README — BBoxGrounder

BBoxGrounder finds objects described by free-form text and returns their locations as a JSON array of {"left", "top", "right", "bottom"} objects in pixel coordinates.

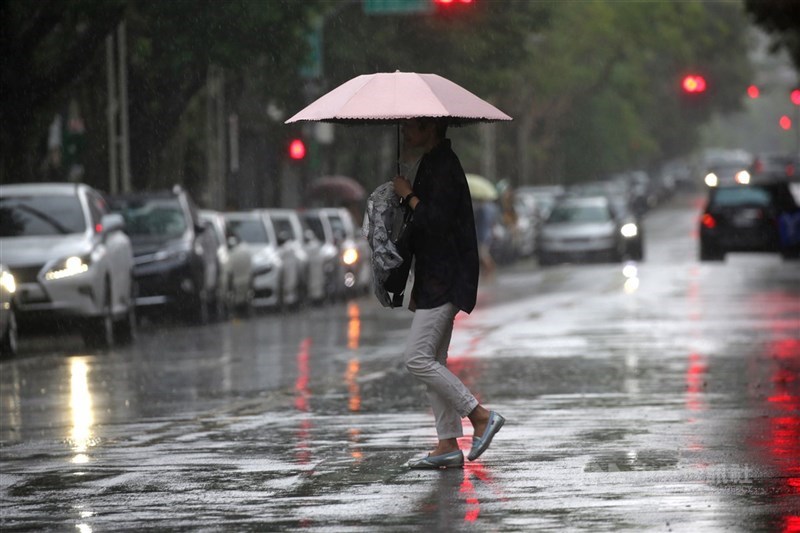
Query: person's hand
[{"left": 393, "top": 175, "right": 413, "bottom": 198}]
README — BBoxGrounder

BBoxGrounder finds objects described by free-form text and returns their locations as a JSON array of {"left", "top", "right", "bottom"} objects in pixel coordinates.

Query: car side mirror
[
  {"left": 101, "top": 213, "right": 125, "bottom": 234},
  {"left": 304, "top": 229, "right": 317, "bottom": 244},
  {"left": 227, "top": 234, "right": 240, "bottom": 249},
  {"left": 195, "top": 220, "right": 209, "bottom": 234}
]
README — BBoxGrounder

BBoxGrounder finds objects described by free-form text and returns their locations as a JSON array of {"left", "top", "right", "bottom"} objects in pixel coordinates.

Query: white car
[
  {"left": 266, "top": 209, "right": 329, "bottom": 305},
  {"left": 224, "top": 211, "right": 301, "bottom": 309},
  {"left": 199, "top": 210, "right": 253, "bottom": 317},
  {"left": 321, "top": 208, "right": 372, "bottom": 294},
  {"left": 300, "top": 209, "right": 345, "bottom": 301},
  {"left": 0, "top": 264, "right": 18, "bottom": 357},
  {"left": 0, "top": 183, "right": 136, "bottom": 347}
]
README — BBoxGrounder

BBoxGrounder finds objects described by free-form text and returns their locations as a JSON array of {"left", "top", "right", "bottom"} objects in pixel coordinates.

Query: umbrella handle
[{"left": 396, "top": 122, "right": 400, "bottom": 176}]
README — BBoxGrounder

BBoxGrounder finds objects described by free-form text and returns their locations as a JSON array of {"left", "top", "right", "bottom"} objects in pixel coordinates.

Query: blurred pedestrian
[
  {"left": 392, "top": 117, "right": 505, "bottom": 469},
  {"left": 474, "top": 199, "right": 498, "bottom": 277}
]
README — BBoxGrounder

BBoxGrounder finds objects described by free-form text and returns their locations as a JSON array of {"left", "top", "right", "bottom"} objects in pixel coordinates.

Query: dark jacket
[{"left": 409, "top": 139, "right": 479, "bottom": 313}]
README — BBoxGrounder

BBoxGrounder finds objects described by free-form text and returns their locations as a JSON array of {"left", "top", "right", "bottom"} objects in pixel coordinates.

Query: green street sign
[{"left": 363, "top": 0, "right": 433, "bottom": 15}]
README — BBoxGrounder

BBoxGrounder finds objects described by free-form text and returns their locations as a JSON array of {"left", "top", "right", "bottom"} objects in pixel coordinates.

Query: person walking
[{"left": 392, "top": 117, "right": 505, "bottom": 469}]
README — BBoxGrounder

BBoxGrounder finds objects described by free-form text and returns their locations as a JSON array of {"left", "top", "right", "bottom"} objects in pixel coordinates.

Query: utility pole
[
  {"left": 206, "top": 65, "right": 226, "bottom": 210},
  {"left": 106, "top": 21, "right": 131, "bottom": 194}
]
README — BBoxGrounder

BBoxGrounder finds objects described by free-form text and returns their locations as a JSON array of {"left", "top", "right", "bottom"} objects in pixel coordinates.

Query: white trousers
[{"left": 404, "top": 302, "right": 479, "bottom": 440}]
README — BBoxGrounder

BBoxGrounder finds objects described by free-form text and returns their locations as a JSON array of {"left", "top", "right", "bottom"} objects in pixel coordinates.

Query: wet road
[{"left": 1, "top": 193, "right": 799, "bottom": 532}]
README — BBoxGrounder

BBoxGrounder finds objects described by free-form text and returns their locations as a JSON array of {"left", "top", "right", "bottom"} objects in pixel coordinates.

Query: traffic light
[
  {"left": 682, "top": 75, "right": 707, "bottom": 94},
  {"left": 289, "top": 138, "right": 306, "bottom": 160},
  {"left": 747, "top": 85, "right": 760, "bottom": 99}
]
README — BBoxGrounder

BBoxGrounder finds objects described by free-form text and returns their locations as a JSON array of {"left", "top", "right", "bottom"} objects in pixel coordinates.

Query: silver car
[
  {"left": 302, "top": 208, "right": 372, "bottom": 298},
  {"left": 224, "top": 211, "right": 301, "bottom": 309},
  {"left": 0, "top": 183, "right": 135, "bottom": 347},
  {"left": 267, "top": 209, "right": 329, "bottom": 305},
  {"left": 199, "top": 210, "right": 253, "bottom": 317},
  {"left": 536, "top": 195, "right": 626, "bottom": 266}
]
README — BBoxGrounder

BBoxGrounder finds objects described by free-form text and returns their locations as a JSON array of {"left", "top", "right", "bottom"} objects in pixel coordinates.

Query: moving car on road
[
  {"left": 0, "top": 183, "right": 135, "bottom": 348},
  {"left": 536, "top": 195, "right": 632, "bottom": 266},
  {"left": 699, "top": 180, "right": 800, "bottom": 261}
]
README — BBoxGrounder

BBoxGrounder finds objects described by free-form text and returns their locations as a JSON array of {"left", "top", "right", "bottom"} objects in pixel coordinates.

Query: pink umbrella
[
  {"left": 285, "top": 71, "right": 512, "bottom": 172},
  {"left": 286, "top": 71, "right": 512, "bottom": 124}
]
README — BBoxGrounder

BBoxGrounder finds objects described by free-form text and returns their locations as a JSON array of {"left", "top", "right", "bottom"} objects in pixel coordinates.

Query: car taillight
[
  {"left": 701, "top": 213, "right": 716, "bottom": 229},
  {"left": 787, "top": 163, "right": 795, "bottom": 177}
]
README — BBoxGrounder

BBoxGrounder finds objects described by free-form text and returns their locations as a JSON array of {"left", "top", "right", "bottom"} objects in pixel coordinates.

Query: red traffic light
[
  {"left": 682, "top": 75, "right": 707, "bottom": 94},
  {"left": 791, "top": 89, "right": 800, "bottom": 106},
  {"left": 289, "top": 139, "right": 306, "bottom": 160}
]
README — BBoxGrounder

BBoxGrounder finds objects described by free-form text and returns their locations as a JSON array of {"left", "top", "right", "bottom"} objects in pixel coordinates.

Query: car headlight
[
  {"left": 704, "top": 173, "right": 718, "bottom": 187},
  {"left": 735, "top": 170, "right": 750, "bottom": 185},
  {"left": 620, "top": 223, "right": 638, "bottom": 238},
  {"left": 0, "top": 270, "right": 16, "bottom": 294},
  {"left": 45, "top": 255, "right": 91, "bottom": 280},
  {"left": 153, "top": 242, "right": 191, "bottom": 263},
  {"left": 342, "top": 248, "right": 359, "bottom": 266}
]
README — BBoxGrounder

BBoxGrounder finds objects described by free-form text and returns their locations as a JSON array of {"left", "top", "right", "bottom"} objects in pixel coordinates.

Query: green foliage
[{"left": 1, "top": 0, "right": 757, "bottom": 196}]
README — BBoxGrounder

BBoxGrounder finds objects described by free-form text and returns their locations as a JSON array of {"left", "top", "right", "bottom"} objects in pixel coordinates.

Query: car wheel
[
  {"left": 83, "top": 283, "right": 114, "bottom": 349},
  {"left": 193, "top": 289, "right": 210, "bottom": 325},
  {"left": 1, "top": 304, "right": 18, "bottom": 357},
  {"left": 537, "top": 253, "right": 552, "bottom": 267},
  {"left": 112, "top": 278, "right": 136, "bottom": 345},
  {"left": 699, "top": 243, "right": 724, "bottom": 262},
  {"left": 780, "top": 248, "right": 800, "bottom": 261}
]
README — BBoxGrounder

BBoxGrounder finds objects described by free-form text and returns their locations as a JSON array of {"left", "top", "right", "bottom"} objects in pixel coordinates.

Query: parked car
[
  {"left": 108, "top": 186, "right": 218, "bottom": 324},
  {"left": 304, "top": 208, "right": 371, "bottom": 297},
  {"left": 266, "top": 208, "right": 329, "bottom": 305},
  {"left": 300, "top": 209, "right": 347, "bottom": 301},
  {"left": 199, "top": 210, "right": 253, "bottom": 317},
  {"left": 224, "top": 211, "right": 302, "bottom": 309},
  {"left": 0, "top": 182, "right": 135, "bottom": 347},
  {"left": 0, "top": 264, "right": 18, "bottom": 357},
  {"left": 536, "top": 195, "right": 634, "bottom": 265},
  {"left": 699, "top": 180, "right": 800, "bottom": 261}
]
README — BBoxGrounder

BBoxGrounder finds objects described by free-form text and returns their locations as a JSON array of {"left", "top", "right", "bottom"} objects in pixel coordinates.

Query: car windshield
[
  {"left": 303, "top": 215, "right": 326, "bottom": 242},
  {"left": 0, "top": 194, "right": 86, "bottom": 237},
  {"left": 327, "top": 214, "right": 348, "bottom": 241},
  {"left": 712, "top": 187, "right": 771, "bottom": 207},
  {"left": 229, "top": 218, "right": 270, "bottom": 245},
  {"left": 271, "top": 217, "right": 296, "bottom": 240},
  {"left": 113, "top": 197, "right": 187, "bottom": 238},
  {"left": 547, "top": 203, "right": 611, "bottom": 224}
]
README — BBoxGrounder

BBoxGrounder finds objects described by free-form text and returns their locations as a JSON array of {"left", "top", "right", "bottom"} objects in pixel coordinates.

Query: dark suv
[
  {"left": 699, "top": 180, "right": 800, "bottom": 261},
  {"left": 109, "top": 186, "right": 218, "bottom": 323}
]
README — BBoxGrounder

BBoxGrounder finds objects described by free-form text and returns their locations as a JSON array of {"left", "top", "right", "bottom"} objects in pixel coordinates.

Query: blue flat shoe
[
  {"left": 467, "top": 411, "right": 505, "bottom": 461},
  {"left": 408, "top": 450, "right": 464, "bottom": 469}
]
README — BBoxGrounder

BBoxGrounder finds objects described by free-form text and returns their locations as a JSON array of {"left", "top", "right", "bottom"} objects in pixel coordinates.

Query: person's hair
[{"left": 417, "top": 117, "right": 448, "bottom": 139}]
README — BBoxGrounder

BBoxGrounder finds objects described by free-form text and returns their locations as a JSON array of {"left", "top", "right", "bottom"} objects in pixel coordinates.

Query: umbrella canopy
[
  {"left": 306, "top": 175, "right": 366, "bottom": 204},
  {"left": 285, "top": 71, "right": 512, "bottom": 125},
  {"left": 466, "top": 174, "right": 499, "bottom": 201}
]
